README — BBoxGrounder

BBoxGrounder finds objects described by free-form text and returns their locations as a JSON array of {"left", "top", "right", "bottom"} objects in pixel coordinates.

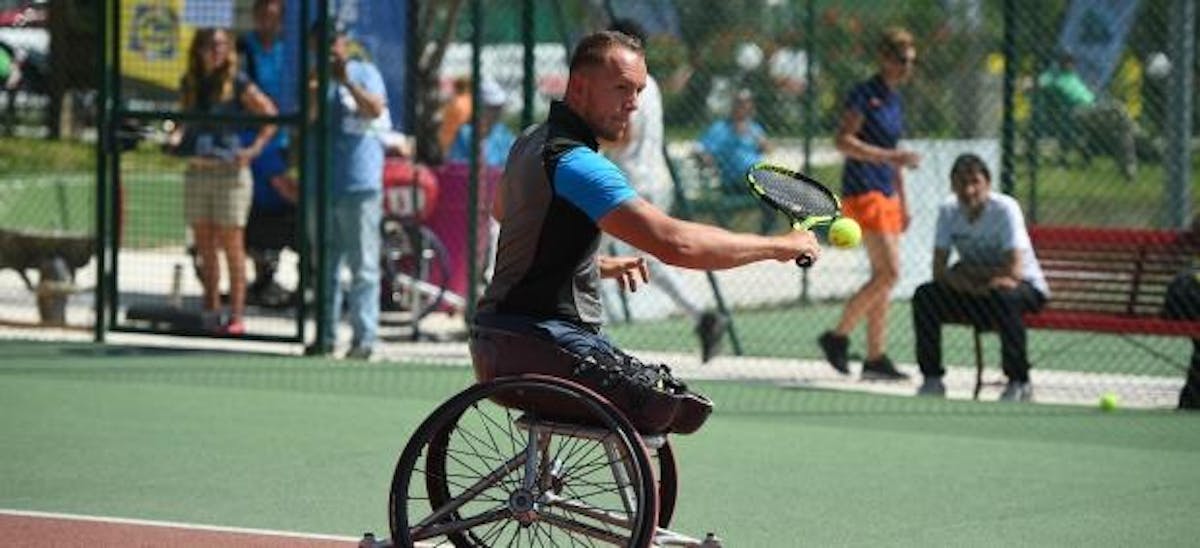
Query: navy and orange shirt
[{"left": 841, "top": 74, "right": 905, "bottom": 197}]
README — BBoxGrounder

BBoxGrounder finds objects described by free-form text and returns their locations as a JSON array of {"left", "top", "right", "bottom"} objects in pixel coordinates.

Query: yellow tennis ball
[
  {"left": 828, "top": 217, "right": 862, "bottom": 249},
  {"left": 1099, "top": 392, "right": 1118, "bottom": 412}
]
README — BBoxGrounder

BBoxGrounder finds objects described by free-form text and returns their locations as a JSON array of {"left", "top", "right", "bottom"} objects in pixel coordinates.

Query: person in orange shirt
[
  {"left": 818, "top": 27, "right": 921, "bottom": 380},
  {"left": 438, "top": 76, "right": 472, "bottom": 159}
]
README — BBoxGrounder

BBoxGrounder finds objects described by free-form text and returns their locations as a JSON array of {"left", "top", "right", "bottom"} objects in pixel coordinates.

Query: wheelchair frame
[{"left": 383, "top": 374, "right": 721, "bottom": 547}]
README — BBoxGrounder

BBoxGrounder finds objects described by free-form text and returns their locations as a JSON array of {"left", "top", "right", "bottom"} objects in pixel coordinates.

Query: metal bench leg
[{"left": 973, "top": 329, "right": 984, "bottom": 401}]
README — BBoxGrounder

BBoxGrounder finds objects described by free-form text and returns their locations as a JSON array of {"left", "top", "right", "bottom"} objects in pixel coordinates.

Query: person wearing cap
[
  {"left": 308, "top": 22, "right": 389, "bottom": 360},
  {"left": 447, "top": 77, "right": 517, "bottom": 168}
]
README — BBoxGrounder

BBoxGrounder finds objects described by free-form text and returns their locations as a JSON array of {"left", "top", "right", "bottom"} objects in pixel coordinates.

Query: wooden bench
[{"left": 965, "top": 225, "right": 1200, "bottom": 399}]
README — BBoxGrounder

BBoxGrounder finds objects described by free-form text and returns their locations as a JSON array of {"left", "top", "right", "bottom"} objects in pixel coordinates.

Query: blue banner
[{"left": 1057, "top": 0, "right": 1141, "bottom": 90}]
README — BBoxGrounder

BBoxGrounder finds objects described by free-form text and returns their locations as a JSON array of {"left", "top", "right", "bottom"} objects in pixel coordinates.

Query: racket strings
[{"left": 750, "top": 168, "right": 840, "bottom": 218}]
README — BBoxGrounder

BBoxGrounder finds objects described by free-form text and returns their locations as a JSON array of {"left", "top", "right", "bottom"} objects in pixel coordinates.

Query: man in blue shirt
[
  {"left": 311, "top": 25, "right": 389, "bottom": 360},
  {"left": 238, "top": 0, "right": 295, "bottom": 309},
  {"left": 697, "top": 89, "right": 771, "bottom": 191}
]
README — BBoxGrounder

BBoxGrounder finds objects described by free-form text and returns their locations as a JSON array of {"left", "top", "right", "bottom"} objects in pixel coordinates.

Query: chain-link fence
[
  {"left": 435, "top": 0, "right": 1198, "bottom": 407},
  {"left": 0, "top": 0, "right": 98, "bottom": 329},
  {"left": 0, "top": 0, "right": 1196, "bottom": 407}
]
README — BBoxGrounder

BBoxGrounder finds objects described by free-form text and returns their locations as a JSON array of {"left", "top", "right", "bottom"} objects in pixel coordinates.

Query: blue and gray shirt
[{"left": 477, "top": 101, "right": 637, "bottom": 329}]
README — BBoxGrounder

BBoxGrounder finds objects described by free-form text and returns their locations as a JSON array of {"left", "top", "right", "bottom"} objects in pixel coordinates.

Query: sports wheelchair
[{"left": 383, "top": 326, "right": 722, "bottom": 547}]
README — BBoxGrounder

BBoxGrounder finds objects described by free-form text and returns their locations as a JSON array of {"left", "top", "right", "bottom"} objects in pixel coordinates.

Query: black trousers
[
  {"left": 913, "top": 280, "right": 1046, "bottom": 382},
  {"left": 1164, "top": 271, "right": 1200, "bottom": 409}
]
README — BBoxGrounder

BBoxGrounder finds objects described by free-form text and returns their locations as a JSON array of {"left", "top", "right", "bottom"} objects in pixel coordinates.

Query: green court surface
[{"left": 1, "top": 340, "right": 1198, "bottom": 546}]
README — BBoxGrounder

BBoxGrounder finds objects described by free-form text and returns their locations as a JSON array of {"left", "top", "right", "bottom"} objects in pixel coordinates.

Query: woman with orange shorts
[{"left": 818, "top": 27, "right": 921, "bottom": 380}]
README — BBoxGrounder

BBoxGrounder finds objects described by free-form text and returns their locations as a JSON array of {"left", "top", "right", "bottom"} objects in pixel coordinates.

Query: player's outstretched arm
[{"left": 599, "top": 199, "right": 819, "bottom": 271}]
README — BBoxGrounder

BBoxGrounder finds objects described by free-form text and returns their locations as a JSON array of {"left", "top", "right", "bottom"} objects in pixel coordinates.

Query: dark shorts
[{"left": 245, "top": 208, "right": 296, "bottom": 252}]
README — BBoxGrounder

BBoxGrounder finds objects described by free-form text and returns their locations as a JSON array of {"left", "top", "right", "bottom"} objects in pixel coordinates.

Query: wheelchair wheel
[
  {"left": 389, "top": 375, "right": 659, "bottom": 547},
  {"left": 380, "top": 218, "right": 449, "bottom": 322}
]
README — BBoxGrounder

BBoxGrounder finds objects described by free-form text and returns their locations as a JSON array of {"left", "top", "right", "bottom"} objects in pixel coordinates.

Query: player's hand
[
  {"left": 988, "top": 276, "right": 1019, "bottom": 290},
  {"left": 598, "top": 255, "right": 650, "bottom": 293},
  {"left": 778, "top": 230, "right": 821, "bottom": 264},
  {"left": 235, "top": 145, "right": 261, "bottom": 167}
]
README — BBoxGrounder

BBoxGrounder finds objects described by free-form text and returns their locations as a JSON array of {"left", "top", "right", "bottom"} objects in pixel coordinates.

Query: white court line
[{"left": 0, "top": 508, "right": 362, "bottom": 542}]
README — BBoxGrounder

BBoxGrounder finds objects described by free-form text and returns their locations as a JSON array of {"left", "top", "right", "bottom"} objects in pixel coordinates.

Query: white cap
[{"left": 480, "top": 78, "right": 507, "bottom": 108}]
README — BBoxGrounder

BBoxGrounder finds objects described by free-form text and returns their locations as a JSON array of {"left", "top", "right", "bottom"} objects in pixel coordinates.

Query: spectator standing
[
  {"left": 170, "top": 28, "right": 277, "bottom": 335},
  {"left": 818, "top": 27, "right": 921, "bottom": 381},
  {"left": 912, "top": 154, "right": 1048, "bottom": 401},
  {"left": 311, "top": 25, "right": 389, "bottom": 360},
  {"left": 447, "top": 77, "right": 516, "bottom": 168},
  {"left": 600, "top": 18, "right": 729, "bottom": 363},
  {"left": 237, "top": 0, "right": 295, "bottom": 308},
  {"left": 475, "top": 31, "right": 820, "bottom": 395}
]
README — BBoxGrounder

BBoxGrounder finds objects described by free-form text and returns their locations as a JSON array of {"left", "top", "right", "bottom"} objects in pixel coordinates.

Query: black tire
[
  {"left": 389, "top": 375, "right": 659, "bottom": 547},
  {"left": 654, "top": 439, "right": 678, "bottom": 528}
]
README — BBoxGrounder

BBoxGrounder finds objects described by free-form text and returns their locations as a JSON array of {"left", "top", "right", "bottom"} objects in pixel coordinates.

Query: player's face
[
  {"left": 579, "top": 47, "right": 646, "bottom": 141},
  {"left": 952, "top": 168, "right": 990, "bottom": 213}
]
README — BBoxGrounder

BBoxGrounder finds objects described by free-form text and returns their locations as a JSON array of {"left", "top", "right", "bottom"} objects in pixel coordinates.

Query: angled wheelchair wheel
[
  {"left": 380, "top": 218, "right": 450, "bottom": 323},
  {"left": 389, "top": 375, "right": 659, "bottom": 548}
]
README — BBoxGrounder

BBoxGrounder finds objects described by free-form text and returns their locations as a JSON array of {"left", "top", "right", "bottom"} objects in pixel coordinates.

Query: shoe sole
[{"left": 861, "top": 371, "right": 910, "bottom": 381}]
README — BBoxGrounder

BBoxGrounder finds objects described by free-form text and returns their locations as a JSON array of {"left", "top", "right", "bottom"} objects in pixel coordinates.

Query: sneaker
[
  {"left": 345, "top": 345, "right": 373, "bottom": 361},
  {"left": 218, "top": 319, "right": 245, "bottom": 336},
  {"left": 860, "top": 355, "right": 910, "bottom": 381},
  {"left": 817, "top": 331, "right": 850, "bottom": 375},
  {"left": 695, "top": 311, "right": 729, "bottom": 363},
  {"left": 916, "top": 376, "right": 946, "bottom": 397},
  {"left": 999, "top": 380, "right": 1033, "bottom": 402}
]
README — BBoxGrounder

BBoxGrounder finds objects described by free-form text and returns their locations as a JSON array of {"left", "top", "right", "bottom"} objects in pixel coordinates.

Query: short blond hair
[{"left": 878, "top": 26, "right": 915, "bottom": 58}]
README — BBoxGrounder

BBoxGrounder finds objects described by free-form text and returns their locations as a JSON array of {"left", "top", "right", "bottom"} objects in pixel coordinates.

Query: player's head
[
  {"left": 565, "top": 30, "right": 646, "bottom": 141},
  {"left": 607, "top": 18, "right": 647, "bottom": 47},
  {"left": 877, "top": 26, "right": 916, "bottom": 84},
  {"left": 184, "top": 28, "right": 238, "bottom": 108},
  {"left": 950, "top": 153, "right": 991, "bottom": 212}
]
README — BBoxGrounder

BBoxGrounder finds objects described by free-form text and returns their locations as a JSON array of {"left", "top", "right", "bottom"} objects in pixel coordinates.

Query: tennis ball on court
[
  {"left": 828, "top": 217, "right": 862, "bottom": 249},
  {"left": 1099, "top": 392, "right": 1119, "bottom": 412}
]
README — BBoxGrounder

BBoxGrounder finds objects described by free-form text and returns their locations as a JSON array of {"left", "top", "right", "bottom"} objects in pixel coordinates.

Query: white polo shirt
[{"left": 933, "top": 191, "right": 1049, "bottom": 296}]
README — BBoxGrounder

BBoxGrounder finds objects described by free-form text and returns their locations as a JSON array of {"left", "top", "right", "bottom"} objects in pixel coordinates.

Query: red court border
[{"left": 0, "top": 509, "right": 367, "bottom": 547}]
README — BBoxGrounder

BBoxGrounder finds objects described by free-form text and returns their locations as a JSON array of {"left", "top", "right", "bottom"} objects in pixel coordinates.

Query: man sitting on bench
[{"left": 912, "top": 153, "right": 1048, "bottom": 402}]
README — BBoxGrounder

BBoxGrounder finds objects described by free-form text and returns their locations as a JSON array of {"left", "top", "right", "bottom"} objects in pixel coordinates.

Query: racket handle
[{"left": 795, "top": 254, "right": 815, "bottom": 268}]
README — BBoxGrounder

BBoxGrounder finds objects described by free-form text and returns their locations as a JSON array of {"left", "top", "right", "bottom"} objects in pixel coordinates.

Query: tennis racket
[{"left": 745, "top": 162, "right": 843, "bottom": 268}]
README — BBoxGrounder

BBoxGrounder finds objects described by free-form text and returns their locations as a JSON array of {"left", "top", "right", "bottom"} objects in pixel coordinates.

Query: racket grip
[{"left": 795, "top": 254, "right": 815, "bottom": 268}]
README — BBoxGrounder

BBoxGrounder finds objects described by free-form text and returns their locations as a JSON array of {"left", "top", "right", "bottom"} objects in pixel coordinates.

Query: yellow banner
[{"left": 119, "top": 0, "right": 193, "bottom": 92}]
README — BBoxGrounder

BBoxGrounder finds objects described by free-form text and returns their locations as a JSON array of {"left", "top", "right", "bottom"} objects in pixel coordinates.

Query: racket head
[{"left": 745, "top": 162, "right": 842, "bottom": 230}]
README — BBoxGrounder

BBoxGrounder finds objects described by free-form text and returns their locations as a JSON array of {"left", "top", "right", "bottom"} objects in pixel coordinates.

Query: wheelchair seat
[{"left": 469, "top": 325, "right": 712, "bottom": 435}]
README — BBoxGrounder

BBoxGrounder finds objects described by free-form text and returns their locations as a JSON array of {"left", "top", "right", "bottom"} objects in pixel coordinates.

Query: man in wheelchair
[{"left": 471, "top": 30, "right": 820, "bottom": 435}]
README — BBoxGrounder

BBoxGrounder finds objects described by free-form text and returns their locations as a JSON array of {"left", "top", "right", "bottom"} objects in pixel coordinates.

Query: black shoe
[
  {"left": 695, "top": 311, "right": 729, "bottom": 363},
  {"left": 861, "top": 355, "right": 909, "bottom": 381},
  {"left": 1179, "top": 382, "right": 1200, "bottom": 410},
  {"left": 818, "top": 331, "right": 849, "bottom": 374}
]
